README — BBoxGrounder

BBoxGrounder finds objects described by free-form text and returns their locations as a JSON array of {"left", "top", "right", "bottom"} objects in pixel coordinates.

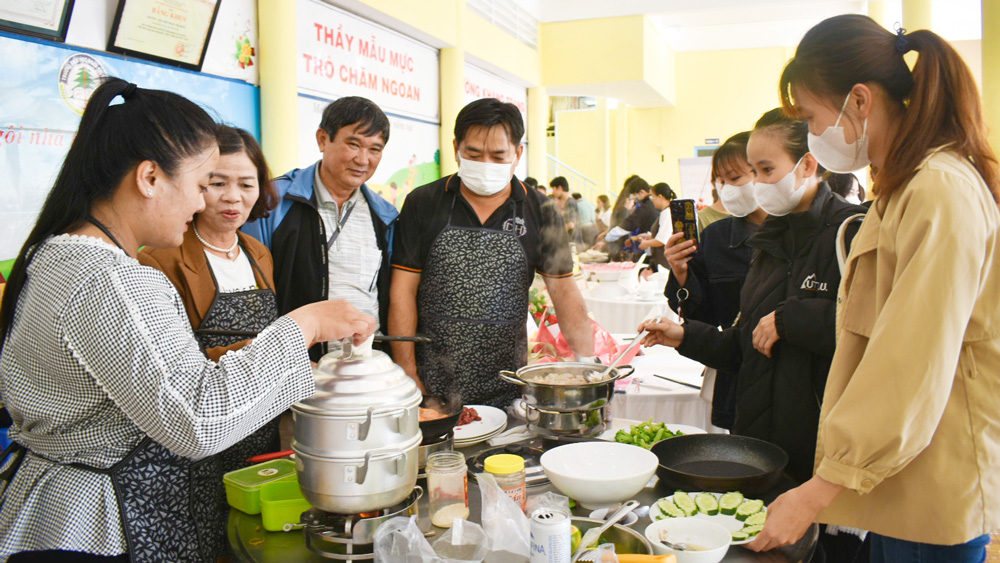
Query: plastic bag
[
  {"left": 525, "top": 491, "right": 570, "bottom": 516},
  {"left": 531, "top": 318, "right": 641, "bottom": 365},
  {"left": 433, "top": 517, "right": 488, "bottom": 562},
  {"left": 373, "top": 515, "right": 439, "bottom": 563},
  {"left": 478, "top": 472, "right": 530, "bottom": 560}
]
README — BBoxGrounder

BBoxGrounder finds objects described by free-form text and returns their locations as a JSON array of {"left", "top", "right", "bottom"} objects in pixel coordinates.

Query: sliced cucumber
[
  {"left": 735, "top": 499, "right": 765, "bottom": 521},
  {"left": 695, "top": 492, "right": 720, "bottom": 515},
  {"left": 718, "top": 491, "right": 744, "bottom": 516},
  {"left": 672, "top": 491, "right": 698, "bottom": 517},
  {"left": 744, "top": 511, "right": 767, "bottom": 526},
  {"left": 741, "top": 523, "right": 765, "bottom": 536},
  {"left": 731, "top": 531, "right": 750, "bottom": 542},
  {"left": 656, "top": 498, "right": 687, "bottom": 519}
]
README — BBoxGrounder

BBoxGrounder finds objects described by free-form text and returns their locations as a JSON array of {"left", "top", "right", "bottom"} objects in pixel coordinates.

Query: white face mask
[
  {"left": 719, "top": 183, "right": 757, "bottom": 217},
  {"left": 754, "top": 156, "right": 806, "bottom": 217},
  {"left": 807, "top": 93, "right": 871, "bottom": 173},
  {"left": 458, "top": 155, "right": 513, "bottom": 196}
]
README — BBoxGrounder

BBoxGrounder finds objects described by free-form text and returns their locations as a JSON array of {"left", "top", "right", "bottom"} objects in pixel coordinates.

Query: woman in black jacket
[
  {"left": 663, "top": 131, "right": 764, "bottom": 429},
  {"left": 642, "top": 108, "right": 866, "bottom": 483}
]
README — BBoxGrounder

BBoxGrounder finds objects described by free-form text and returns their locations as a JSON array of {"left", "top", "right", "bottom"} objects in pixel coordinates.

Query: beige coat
[{"left": 815, "top": 150, "right": 1000, "bottom": 544}]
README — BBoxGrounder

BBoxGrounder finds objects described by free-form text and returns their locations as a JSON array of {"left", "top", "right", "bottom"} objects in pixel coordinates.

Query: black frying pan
[
  {"left": 419, "top": 395, "right": 462, "bottom": 440},
  {"left": 651, "top": 434, "right": 788, "bottom": 496}
]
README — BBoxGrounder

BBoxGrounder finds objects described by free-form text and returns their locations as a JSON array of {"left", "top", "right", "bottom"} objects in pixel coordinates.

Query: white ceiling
[{"left": 515, "top": 0, "right": 983, "bottom": 52}]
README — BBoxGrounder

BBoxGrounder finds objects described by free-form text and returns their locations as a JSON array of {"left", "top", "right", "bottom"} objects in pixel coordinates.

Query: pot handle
[
  {"left": 609, "top": 365, "right": 634, "bottom": 381},
  {"left": 358, "top": 407, "right": 376, "bottom": 441},
  {"left": 499, "top": 371, "right": 526, "bottom": 385},
  {"left": 353, "top": 449, "right": 407, "bottom": 484}
]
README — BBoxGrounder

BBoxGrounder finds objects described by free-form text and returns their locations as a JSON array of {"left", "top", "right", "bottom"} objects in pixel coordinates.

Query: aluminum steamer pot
[
  {"left": 295, "top": 433, "right": 422, "bottom": 514},
  {"left": 499, "top": 362, "right": 634, "bottom": 411},
  {"left": 293, "top": 350, "right": 422, "bottom": 455},
  {"left": 292, "top": 349, "right": 421, "bottom": 513}
]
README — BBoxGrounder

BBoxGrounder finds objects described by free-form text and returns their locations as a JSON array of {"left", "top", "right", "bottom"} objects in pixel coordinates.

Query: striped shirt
[
  {"left": 313, "top": 166, "right": 382, "bottom": 330},
  {"left": 0, "top": 235, "right": 313, "bottom": 558}
]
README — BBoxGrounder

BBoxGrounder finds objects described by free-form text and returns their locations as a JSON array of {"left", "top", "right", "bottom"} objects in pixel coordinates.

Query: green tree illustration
[{"left": 74, "top": 68, "right": 94, "bottom": 91}]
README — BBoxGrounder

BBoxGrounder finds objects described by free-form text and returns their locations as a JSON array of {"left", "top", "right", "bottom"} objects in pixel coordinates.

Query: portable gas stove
[{"left": 301, "top": 486, "right": 423, "bottom": 560}]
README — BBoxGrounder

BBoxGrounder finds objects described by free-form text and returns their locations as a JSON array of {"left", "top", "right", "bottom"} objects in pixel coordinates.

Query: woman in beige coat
[{"left": 745, "top": 15, "right": 1000, "bottom": 562}]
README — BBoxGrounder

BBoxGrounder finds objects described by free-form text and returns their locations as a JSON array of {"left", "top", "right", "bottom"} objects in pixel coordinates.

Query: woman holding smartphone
[{"left": 743, "top": 15, "right": 1000, "bottom": 562}]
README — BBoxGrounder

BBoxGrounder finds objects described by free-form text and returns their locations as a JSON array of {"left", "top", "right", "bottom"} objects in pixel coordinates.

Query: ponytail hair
[
  {"left": 0, "top": 77, "right": 217, "bottom": 349},
  {"left": 779, "top": 14, "right": 998, "bottom": 202}
]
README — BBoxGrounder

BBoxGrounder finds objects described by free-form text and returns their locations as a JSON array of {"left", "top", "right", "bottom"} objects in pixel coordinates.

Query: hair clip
[{"left": 122, "top": 82, "right": 138, "bottom": 100}]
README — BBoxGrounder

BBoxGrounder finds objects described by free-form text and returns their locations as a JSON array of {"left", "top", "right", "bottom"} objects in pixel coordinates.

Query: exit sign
[{"left": 705, "top": 138, "right": 720, "bottom": 145}]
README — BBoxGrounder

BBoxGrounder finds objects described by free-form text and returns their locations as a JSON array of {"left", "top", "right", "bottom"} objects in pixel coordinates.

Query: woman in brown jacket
[
  {"left": 744, "top": 16, "right": 1000, "bottom": 562},
  {"left": 140, "top": 125, "right": 284, "bottom": 461}
]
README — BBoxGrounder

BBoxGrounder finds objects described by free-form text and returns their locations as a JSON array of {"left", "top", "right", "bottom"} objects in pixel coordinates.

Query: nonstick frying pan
[
  {"left": 651, "top": 433, "right": 788, "bottom": 496},
  {"left": 418, "top": 395, "right": 462, "bottom": 440}
]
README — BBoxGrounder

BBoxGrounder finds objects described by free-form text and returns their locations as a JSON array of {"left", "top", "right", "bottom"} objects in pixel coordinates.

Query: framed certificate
[
  {"left": 0, "top": 0, "right": 75, "bottom": 41},
  {"left": 107, "top": 0, "right": 220, "bottom": 71}
]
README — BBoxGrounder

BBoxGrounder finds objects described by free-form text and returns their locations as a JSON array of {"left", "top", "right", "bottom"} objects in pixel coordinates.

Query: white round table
[
  {"left": 581, "top": 286, "right": 676, "bottom": 334},
  {"left": 608, "top": 338, "right": 727, "bottom": 434}
]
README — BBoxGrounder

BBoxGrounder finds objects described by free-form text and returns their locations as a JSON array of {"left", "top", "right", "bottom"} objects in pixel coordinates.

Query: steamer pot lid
[{"left": 296, "top": 349, "right": 420, "bottom": 412}]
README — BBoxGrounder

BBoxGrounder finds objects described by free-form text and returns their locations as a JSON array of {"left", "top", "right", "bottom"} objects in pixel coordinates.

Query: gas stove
[{"left": 301, "top": 486, "right": 423, "bottom": 560}]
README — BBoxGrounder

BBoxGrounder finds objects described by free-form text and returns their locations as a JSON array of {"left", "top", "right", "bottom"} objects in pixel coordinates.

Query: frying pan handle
[{"left": 499, "top": 371, "right": 526, "bottom": 385}]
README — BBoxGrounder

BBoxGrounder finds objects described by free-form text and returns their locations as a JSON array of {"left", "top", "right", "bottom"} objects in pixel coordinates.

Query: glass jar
[
  {"left": 484, "top": 453, "right": 526, "bottom": 512},
  {"left": 426, "top": 451, "right": 469, "bottom": 528}
]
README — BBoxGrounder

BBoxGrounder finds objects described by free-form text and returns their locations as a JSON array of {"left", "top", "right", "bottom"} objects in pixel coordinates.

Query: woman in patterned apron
[{"left": 0, "top": 79, "right": 375, "bottom": 563}]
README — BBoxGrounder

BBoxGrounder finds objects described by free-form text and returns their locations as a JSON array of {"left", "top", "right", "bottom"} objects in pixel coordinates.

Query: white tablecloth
[
  {"left": 582, "top": 287, "right": 677, "bottom": 334},
  {"left": 608, "top": 340, "right": 727, "bottom": 434}
]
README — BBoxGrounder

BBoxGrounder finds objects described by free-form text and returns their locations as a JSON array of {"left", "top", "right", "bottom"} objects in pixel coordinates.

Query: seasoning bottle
[
  {"left": 484, "top": 453, "right": 527, "bottom": 511},
  {"left": 426, "top": 451, "right": 469, "bottom": 528}
]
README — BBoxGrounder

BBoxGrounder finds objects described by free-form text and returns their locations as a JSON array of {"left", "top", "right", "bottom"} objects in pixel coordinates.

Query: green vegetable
[
  {"left": 695, "top": 493, "right": 720, "bottom": 515},
  {"left": 741, "top": 524, "right": 765, "bottom": 536},
  {"left": 735, "top": 499, "right": 765, "bottom": 521},
  {"left": 656, "top": 498, "right": 686, "bottom": 519},
  {"left": 672, "top": 491, "right": 697, "bottom": 517},
  {"left": 719, "top": 492, "right": 744, "bottom": 515},
  {"left": 613, "top": 418, "right": 685, "bottom": 449},
  {"left": 744, "top": 511, "right": 767, "bottom": 526},
  {"left": 731, "top": 531, "right": 750, "bottom": 541}
]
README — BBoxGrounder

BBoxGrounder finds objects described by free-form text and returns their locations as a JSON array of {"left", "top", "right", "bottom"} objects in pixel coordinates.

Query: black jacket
[
  {"left": 665, "top": 216, "right": 757, "bottom": 428},
  {"left": 676, "top": 186, "right": 866, "bottom": 482},
  {"left": 242, "top": 164, "right": 398, "bottom": 361},
  {"left": 620, "top": 197, "right": 658, "bottom": 234}
]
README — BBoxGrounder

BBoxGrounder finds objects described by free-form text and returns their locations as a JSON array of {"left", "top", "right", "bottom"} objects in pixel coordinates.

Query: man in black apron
[{"left": 388, "top": 98, "right": 595, "bottom": 408}]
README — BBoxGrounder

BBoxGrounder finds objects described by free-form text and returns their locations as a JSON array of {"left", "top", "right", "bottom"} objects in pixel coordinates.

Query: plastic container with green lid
[
  {"left": 224, "top": 459, "right": 298, "bottom": 514},
  {"left": 484, "top": 454, "right": 526, "bottom": 511}
]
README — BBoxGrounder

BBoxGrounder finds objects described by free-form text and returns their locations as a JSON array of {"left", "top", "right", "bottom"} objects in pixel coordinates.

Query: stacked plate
[{"left": 453, "top": 405, "right": 507, "bottom": 448}]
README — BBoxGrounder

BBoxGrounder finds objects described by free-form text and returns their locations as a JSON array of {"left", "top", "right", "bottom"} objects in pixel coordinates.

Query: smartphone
[{"left": 670, "top": 199, "right": 699, "bottom": 245}]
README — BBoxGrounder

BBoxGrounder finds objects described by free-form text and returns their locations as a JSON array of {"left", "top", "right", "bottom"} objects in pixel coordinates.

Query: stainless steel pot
[
  {"left": 294, "top": 433, "right": 422, "bottom": 514},
  {"left": 292, "top": 349, "right": 422, "bottom": 513},
  {"left": 294, "top": 350, "right": 422, "bottom": 455},
  {"left": 525, "top": 404, "right": 608, "bottom": 437},
  {"left": 499, "top": 362, "right": 634, "bottom": 411}
]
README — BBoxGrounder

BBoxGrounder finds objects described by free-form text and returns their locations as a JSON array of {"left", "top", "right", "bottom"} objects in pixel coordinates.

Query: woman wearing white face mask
[
  {"left": 662, "top": 131, "right": 767, "bottom": 430},
  {"left": 643, "top": 109, "right": 866, "bottom": 489},
  {"left": 743, "top": 16, "right": 1000, "bottom": 562}
]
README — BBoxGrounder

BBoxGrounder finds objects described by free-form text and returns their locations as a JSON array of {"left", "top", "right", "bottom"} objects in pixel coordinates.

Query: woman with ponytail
[
  {"left": 0, "top": 79, "right": 375, "bottom": 562},
  {"left": 745, "top": 15, "right": 1000, "bottom": 561}
]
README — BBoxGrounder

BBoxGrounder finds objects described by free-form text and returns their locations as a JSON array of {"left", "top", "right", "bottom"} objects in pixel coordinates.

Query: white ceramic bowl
[
  {"left": 540, "top": 442, "right": 657, "bottom": 508},
  {"left": 644, "top": 518, "right": 732, "bottom": 563}
]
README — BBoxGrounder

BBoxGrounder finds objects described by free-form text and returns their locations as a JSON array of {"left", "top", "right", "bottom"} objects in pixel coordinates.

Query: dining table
[
  {"left": 581, "top": 285, "right": 674, "bottom": 334},
  {"left": 227, "top": 422, "right": 817, "bottom": 562}
]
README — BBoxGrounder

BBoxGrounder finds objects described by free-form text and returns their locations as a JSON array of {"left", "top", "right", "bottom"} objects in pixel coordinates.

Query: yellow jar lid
[{"left": 484, "top": 453, "right": 525, "bottom": 474}]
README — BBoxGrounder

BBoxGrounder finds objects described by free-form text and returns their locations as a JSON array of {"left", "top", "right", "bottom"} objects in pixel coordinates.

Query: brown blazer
[{"left": 139, "top": 228, "right": 276, "bottom": 361}]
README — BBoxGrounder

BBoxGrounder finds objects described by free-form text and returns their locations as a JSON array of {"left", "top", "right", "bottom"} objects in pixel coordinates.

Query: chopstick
[
  {"left": 652, "top": 374, "right": 702, "bottom": 390},
  {"left": 245, "top": 450, "right": 294, "bottom": 464}
]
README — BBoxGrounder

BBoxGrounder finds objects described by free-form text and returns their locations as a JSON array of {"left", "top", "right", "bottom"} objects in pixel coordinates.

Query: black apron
[
  {"left": 193, "top": 247, "right": 282, "bottom": 475},
  {"left": 415, "top": 178, "right": 534, "bottom": 408}
]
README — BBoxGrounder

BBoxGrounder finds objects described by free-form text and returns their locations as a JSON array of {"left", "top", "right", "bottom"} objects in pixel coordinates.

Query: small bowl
[
  {"left": 540, "top": 442, "right": 657, "bottom": 508},
  {"left": 644, "top": 518, "right": 731, "bottom": 563},
  {"left": 588, "top": 507, "right": 639, "bottom": 527}
]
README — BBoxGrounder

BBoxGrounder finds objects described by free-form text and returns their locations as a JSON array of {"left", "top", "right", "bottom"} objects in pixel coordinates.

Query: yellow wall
[
  {"left": 542, "top": 17, "right": 646, "bottom": 87},
  {"left": 555, "top": 46, "right": 792, "bottom": 196}
]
